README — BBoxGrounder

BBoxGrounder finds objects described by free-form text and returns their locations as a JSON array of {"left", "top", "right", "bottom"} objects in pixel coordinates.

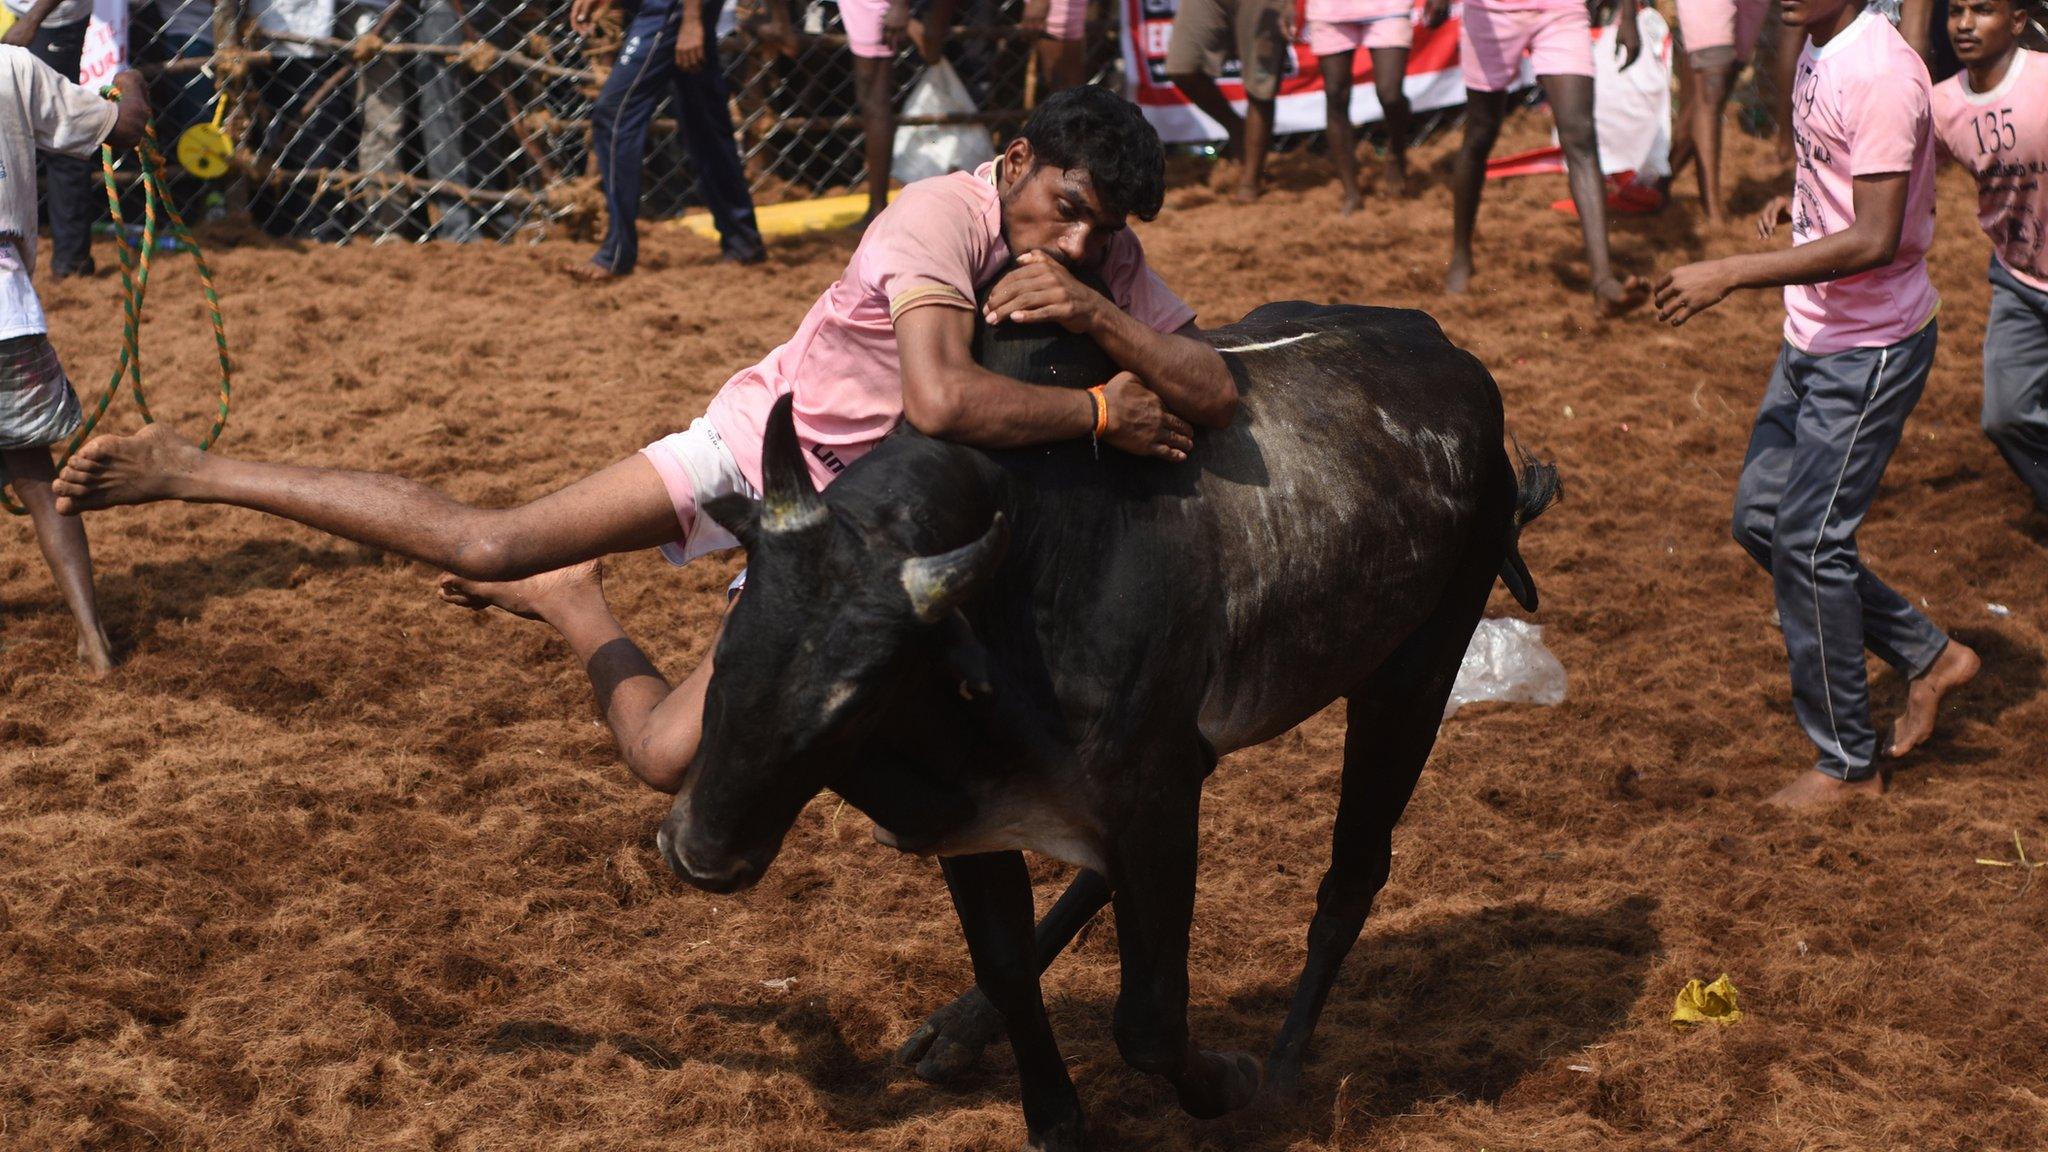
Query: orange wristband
[{"left": 1087, "top": 385, "right": 1109, "bottom": 438}]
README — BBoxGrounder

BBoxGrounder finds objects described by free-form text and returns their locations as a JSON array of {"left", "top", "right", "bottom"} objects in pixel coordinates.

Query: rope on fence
[
  {"left": 130, "top": 0, "right": 1129, "bottom": 243},
  {"left": 228, "top": 149, "right": 587, "bottom": 214}
]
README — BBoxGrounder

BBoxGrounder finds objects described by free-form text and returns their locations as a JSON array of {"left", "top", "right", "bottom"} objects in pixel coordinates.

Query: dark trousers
[
  {"left": 1731, "top": 323, "right": 1950, "bottom": 781},
  {"left": 1982, "top": 258, "right": 2048, "bottom": 511},
  {"left": 252, "top": 58, "right": 354, "bottom": 238},
  {"left": 590, "top": 0, "right": 763, "bottom": 271},
  {"left": 26, "top": 20, "right": 97, "bottom": 274}
]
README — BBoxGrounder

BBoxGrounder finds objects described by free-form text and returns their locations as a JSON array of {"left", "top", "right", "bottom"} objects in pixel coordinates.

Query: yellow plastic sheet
[
  {"left": 675, "top": 190, "right": 897, "bottom": 241},
  {"left": 1671, "top": 974, "right": 1742, "bottom": 1029}
]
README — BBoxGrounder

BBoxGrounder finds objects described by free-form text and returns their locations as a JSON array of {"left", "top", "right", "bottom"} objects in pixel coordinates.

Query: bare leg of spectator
[{"left": 857, "top": 56, "right": 895, "bottom": 224}]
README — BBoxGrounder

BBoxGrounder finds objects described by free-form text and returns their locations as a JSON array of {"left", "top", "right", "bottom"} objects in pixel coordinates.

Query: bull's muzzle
[{"left": 656, "top": 803, "right": 768, "bottom": 894}]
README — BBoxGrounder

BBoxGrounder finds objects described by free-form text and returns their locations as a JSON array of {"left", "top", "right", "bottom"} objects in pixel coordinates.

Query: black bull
[{"left": 655, "top": 301, "right": 1556, "bottom": 1149}]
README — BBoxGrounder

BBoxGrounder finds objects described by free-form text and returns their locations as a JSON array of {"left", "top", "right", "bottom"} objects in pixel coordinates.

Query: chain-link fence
[{"left": 130, "top": 0, "right": 1126, "bottom": 243}]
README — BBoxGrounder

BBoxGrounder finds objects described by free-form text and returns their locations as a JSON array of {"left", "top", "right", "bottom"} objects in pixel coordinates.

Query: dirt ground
[{"left": 4, "top": 111, "right": 2046, "bottom": 1151}]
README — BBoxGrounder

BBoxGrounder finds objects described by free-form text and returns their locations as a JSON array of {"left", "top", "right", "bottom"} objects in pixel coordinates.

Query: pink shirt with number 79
[{"left": 1781, "top": 9, "right": 1940, "bottom": 356}]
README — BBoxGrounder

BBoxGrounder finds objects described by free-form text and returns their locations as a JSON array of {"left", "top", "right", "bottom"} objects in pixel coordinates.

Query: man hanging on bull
[{"left": 50, "top": 84, "right": 1237, "bottom": 795}]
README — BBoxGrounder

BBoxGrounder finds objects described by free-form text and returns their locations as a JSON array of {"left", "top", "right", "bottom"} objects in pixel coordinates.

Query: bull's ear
[
  {"left": 901, "top": 513, "right": 1009, "bottom": 623},
  {"left": 761, "top": 393, "right": 827, "bottom": 534},
  {"left": 702, "top": 494, "right": 761, "bottom": 547}
]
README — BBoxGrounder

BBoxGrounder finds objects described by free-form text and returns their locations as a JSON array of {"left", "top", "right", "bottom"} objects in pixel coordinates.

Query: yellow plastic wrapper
[{"left": 1671, "top": 974, "right": 1742, "bottom": 1029}]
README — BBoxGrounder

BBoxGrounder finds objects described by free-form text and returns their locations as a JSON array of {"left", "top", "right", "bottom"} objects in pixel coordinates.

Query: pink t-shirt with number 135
[
  {"left": 1932, "top": 48, "right": 2048, "bottom": 291},
  {"left": 1782, "top": 9, "right": 1940, "bottom": 355}
]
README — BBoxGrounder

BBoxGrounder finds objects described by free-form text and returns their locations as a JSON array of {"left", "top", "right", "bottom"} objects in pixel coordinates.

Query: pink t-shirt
[
  {"left": 704, "top": 162, "right": 1197, "bottom": 492},
  {"left": 1305, "top": 0, "right": 1410, "bottom": 24},
  {"left": 1465, "top": 0, "right": 1584, "bottom": 14},
  {"left": 1782, "top": 10, "right": 1940, "bottom": 354},
  {"left": 1932, "top": 48, "right": 2048, "bottom": 292}
]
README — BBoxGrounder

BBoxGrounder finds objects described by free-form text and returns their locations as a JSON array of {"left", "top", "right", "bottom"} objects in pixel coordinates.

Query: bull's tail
[{"left": 1498, "top": 439, "right": 1561, "bottom": 612}]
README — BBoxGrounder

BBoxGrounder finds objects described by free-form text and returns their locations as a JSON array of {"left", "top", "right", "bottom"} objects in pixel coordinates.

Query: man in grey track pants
[
  {"left": 1730, "top": 327, "right": 1959, "bottom": 788},
  {"left": 1650, "top": 0, "right": 1979, "bottom": 809}
]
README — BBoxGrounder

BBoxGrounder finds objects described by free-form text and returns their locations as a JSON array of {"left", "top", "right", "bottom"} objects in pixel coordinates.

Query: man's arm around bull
[{"left": 897, "top": 139, "right": 1236, "bottom": 460}]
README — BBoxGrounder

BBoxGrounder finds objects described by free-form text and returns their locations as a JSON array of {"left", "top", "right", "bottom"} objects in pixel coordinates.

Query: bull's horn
[
  {"left": 761, "top": 393, "right": 826, "bottom": 533},
  {"left": 901, "top": 513, "right": 1010, "bottom": 623}
]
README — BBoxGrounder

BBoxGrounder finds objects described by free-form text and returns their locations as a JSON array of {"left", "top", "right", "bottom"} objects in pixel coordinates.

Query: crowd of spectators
[
  {"left": 12, "top": 0, "right": 1120, "bottom": 254},
  {"left": 7, "top": 0, "right": 1975, "bottom": 265}
]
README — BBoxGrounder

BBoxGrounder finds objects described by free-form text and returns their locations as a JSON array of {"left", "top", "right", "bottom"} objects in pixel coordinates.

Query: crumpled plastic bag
[
  {"left": 891, "top": 60, "right": 995, "bottom": 184},
  {"left": 1671, "top": 974, "right": 1742, "bottom": 1029},
  {"left": 1443, "top": 618, "right": 1568, "bottom": 720}
]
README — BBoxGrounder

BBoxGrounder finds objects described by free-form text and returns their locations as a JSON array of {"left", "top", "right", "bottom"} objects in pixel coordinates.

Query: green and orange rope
[{"left": 3, "top": 108, "right": 233, "bottom": 516}]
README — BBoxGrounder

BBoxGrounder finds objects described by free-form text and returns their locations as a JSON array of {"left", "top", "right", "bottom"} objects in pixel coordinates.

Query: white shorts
[{"left": 639, "top": 416, "right": 761, "bottom": 567}]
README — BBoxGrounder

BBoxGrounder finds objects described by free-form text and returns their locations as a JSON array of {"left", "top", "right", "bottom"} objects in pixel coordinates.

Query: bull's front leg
[
  {"left": 939, "top": 852, "right": 1088, "bottom": 1152},
  {"left": 1109, "top": 784, "right": 1260, "bottom": 1119},
  {"left": 897, "top": 870, "right": 1113, "bottom": 1082}
]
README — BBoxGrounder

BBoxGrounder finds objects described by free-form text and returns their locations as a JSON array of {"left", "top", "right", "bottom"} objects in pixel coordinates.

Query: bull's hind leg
[
  {"left": 1261, "top": 578, "right": 1489, "bottom": 1099},
  {"left": 1109, "top": 763, "right": 1262, "bottom": 1119},
  {"left": 897, "top": 870, "right": 1113, "bottom": 1082},
  {"left": 940, "top": 852, "right": 1088, "bottom": 1152}
]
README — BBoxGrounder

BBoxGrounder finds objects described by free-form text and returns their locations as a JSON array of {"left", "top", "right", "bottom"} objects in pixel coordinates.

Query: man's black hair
[{"left": 1017, "top": 85, "right": 1167, "bottom": 222}]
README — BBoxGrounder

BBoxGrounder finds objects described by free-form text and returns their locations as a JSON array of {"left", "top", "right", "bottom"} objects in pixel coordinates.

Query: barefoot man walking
[
  {"left": 54, "top": 87, "right": 1234, "bottom": 793},
  {"left": 1437, "top": 0, "right": 1652, "bottom": 316},
  {"left": 1653, "top": 0, "right": 1977, "bottom": 808},
  {"left": 2, "top": 49, "right": 148, "bottom": 674}
]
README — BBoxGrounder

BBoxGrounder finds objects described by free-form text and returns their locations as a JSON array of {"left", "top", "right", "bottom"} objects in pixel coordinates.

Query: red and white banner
[{"left": 1120, "top": 0, "right": 1471, "bottom": 143}]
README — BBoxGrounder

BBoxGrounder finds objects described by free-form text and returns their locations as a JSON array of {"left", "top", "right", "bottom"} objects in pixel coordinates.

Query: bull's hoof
[
  {"left": 894, "top": 987, "right": 1004, "bottom": 1083},
  {"left": 1177, "top": 1050, "right": 1262, "bottom": 1119},
  {"left": 1024, "top": 1113, "right": 1089, "bottom": 1152},
  {"left": 1254, "top": 1057, "right": 1304, "bottom": 1110}
]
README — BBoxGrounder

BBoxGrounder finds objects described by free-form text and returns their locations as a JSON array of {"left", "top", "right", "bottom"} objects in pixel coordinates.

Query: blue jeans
[{"left": 590, "top": 0, "right": 763, "bottom": 270}]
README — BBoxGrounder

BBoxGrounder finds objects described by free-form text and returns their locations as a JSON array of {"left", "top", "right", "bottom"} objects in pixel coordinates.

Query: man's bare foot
[
  {"left": 77, "top": 624, "right": 116, "bottom": 676},
  {"left": 52, "top": 423, "right": 206, "bottom": 514},
  {"left": 1595, "top": 275, "right": 1650, "bottom": 317},
  {"left": 1381, "top": 162, "right": 1409, "bottom": 199},
  {"left": 567, "top": 261, "right": 623, "bottom": 283},
  {"left": 1445, "top": 255, "right": 1474, "bottom": 295},
  {"left": 439, "top": 560, "right": 603, "bottom": 622},
  {"left": 1765, "top": 769, "right": 1885, "bottom": 810},
  {"left": 1887, "top": 640, "right": 1980, "bottom": 757},
  {"left": 1339, "top": 190, "right": 1364, "bottom": 216},
  {"left": 1233, "top": 181, "right": 1261, "bottom": 204}
]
